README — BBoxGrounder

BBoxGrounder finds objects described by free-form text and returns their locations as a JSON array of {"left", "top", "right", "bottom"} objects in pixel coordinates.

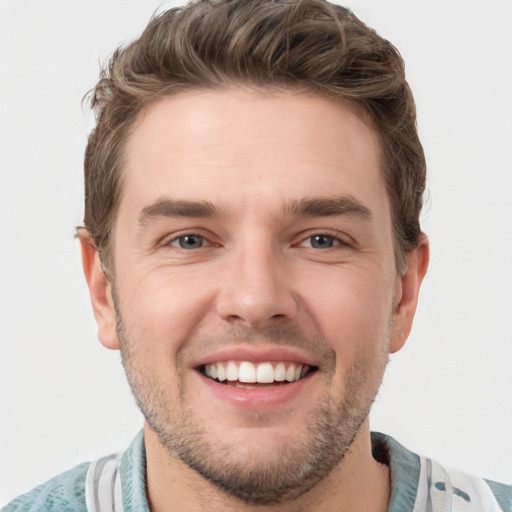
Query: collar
[
  {"left": 120, "top": 430, "right": 421, "bottom": 511},
  {"left": 371, "top": 432, "right": 421, "bottom": 511}
]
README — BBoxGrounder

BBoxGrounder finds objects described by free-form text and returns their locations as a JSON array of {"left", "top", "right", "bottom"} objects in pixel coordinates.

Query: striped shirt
[{"left": 3, "top": 431, "right": 511, "bottom": 511}]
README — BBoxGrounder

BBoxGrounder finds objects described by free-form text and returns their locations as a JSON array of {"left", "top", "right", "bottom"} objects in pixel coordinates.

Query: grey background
[{"left": 1, "top": 0, "right": 511, "bottom": 505}]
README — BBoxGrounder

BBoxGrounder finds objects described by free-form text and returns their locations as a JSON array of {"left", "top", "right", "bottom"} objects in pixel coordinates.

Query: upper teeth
[{"left": 204, "top": 361, "right": 309, "bottom": 384}]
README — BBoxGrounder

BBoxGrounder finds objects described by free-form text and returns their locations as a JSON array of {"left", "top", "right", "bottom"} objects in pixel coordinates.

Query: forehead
[{"left": 121, "top": 88, "right": 386, "bottom": 219}]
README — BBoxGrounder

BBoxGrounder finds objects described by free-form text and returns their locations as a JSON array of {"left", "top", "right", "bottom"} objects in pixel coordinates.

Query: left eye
[
  {"left": 304, "top": 234, "right": 338, "bottom": 249},
  {"left": 171, "top": 234, "right": 205, "bottom": 249}
]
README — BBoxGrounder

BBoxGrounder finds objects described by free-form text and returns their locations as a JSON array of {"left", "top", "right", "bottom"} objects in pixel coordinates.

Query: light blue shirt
[{"left": 3, "top": 431, "right": 511, "bottom": 511}]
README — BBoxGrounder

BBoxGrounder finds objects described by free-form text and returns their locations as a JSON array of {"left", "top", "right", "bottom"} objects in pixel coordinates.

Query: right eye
[
  {"left": 305, "top": 234, "right": 337, "bottom": 249},
  {"left": 170, "top": 234, "right": 206, "bottom": 249}
]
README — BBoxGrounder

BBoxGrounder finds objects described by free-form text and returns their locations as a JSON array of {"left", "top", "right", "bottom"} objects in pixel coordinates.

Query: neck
[{"left": 144, "top": 421, "right": 391, "bottom": 512}]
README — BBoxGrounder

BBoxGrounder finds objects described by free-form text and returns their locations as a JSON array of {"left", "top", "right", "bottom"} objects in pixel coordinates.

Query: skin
[{"left": 81, "top": 88, "right": 429, "bottom": 512}]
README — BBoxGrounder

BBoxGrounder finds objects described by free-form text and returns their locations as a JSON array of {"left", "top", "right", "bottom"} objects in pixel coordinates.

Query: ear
[
  {"left": 389, "top": 237, "right": 429, "bottom": 354},
  {"left": 79, "top": 234, "right": 120, "bottom": 350}
]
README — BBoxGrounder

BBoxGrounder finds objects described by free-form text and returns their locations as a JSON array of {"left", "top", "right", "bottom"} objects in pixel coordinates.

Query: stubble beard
[
  {"left": 153, "top": 364, "right": 379, "bottom": 506},
  {"left": 115, "top": 307, "right": 389, "bottom": 506}
]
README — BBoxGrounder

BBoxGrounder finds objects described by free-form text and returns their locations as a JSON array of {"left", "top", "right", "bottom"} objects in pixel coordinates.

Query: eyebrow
[
  {"left": 137, "top": 195, "right": 372, "bottom": 227},
  {"left": 285, "top": 196, "right": 372, "bottom": 220},
  {"left": 138, "top": 199, "right": 221, "bottom": 226}
]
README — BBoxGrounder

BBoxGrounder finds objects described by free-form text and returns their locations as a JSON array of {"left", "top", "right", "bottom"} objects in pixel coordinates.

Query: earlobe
[
  {"left": 389, "top": 237, "right": 430, "bottom": 354},
  {"left": 79, "top": 234, "right": 120, "bottom": 350}
]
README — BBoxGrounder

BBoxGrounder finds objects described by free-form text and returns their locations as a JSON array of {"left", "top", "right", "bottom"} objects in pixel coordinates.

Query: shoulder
[
  {"left": 2, "top": 431, "right": 145, "bottom": 512},
  {"left": 426, "top": 467, "right": 512, "bottom": 512},
  {"left": 484, "top": 479, "right": 512, "bottom": 512},
  {"left": 1, "top": 462, "right": 90, "bottom": 512},
  {"left": 372, "top": 432, "right": 512, "bottom": 512}
]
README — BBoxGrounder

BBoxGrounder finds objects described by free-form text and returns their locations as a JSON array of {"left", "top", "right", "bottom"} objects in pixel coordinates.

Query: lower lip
[{"left": 195, "top": 371, "right": 316, "bottom": 409}]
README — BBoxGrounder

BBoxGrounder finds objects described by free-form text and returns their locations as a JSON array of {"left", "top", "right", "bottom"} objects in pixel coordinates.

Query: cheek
[
  {"left": 298, "top": 266, "right": 395, "bottom": 357},
  {"left": 116, "top": 268, "right": 219, "bottom": 349}
]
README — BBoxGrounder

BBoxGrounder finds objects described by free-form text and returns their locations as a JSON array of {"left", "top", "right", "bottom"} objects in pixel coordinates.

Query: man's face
[{"left": 87, "top": 89, "right": 425, "bottom": 504}]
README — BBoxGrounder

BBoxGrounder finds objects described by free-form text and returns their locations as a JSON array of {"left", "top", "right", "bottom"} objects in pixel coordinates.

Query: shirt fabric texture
[{"left": 3, "top": 431, "right": 511, "bottom": 512}]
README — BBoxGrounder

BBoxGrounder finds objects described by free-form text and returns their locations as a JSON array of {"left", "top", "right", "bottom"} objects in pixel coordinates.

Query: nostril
[{"left": 215, "top": 275, "right": 298, "bottom": 327}]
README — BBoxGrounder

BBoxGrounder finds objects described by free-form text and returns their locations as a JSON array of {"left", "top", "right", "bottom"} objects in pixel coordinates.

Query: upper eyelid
[
  {"left": 170, "top": 233, "right": 203, "bottom": 241},
  {"left": 157, "top": 228, "right": 353, "bottom": 246},
  {"left": 169, "top": 233, "right": 210, "bottom": 244},
  {"left": 293, "top": 229, "right": 353, "bottom": 246},
  {"left": 167, "top": 234, "right": 211, "bottom": 250},
  {"left": 297, "top": 235, "right": 346, "bottom": 248},
  {"left": 156, "top": 231, "right": 208, "bottom": 248}
]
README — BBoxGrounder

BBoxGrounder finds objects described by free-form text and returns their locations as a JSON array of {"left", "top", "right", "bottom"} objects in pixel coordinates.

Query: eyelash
[
  {"left": 168, "top": 233, "right": 210, "bottom": 250},
  {"left": 165, "top": 231, "right": 350, "bottom": 251},
  {"left": 296, "top": 232, "right": 351, "bottom": 250}
]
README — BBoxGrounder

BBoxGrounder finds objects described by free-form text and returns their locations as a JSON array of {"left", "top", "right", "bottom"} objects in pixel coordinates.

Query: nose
[{"left": 216, "top": 242, "right": 298, "bottom": 328}]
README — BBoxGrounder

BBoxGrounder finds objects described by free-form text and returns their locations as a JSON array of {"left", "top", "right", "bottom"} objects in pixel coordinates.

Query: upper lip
[{"left": 190, "top": 345, "right": 322, "bottom": 369}]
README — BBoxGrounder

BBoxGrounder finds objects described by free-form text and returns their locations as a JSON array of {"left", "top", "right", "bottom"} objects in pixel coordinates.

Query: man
[{"left": 3, "top": 0, "right": 510, "bottom": 511}]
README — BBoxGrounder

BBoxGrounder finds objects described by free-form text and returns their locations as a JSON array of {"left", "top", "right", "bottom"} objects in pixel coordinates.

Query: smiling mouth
[{"left": 199, "top": 361, "right": 317, "bottom": 389}]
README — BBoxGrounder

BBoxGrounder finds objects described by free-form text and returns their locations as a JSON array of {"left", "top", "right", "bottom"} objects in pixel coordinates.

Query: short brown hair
[{"left": 83, "top": 0, "right": 425, "bottom": 273}]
